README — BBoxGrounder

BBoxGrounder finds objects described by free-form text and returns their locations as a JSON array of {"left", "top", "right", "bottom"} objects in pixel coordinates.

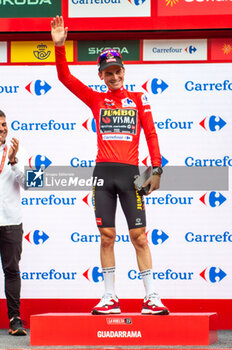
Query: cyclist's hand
[
  {"left": 143, "top": 175, "right": 161, "bottom": 195},
  {"left": 51, "top": 15, "right": 68, "bottom": 46}
]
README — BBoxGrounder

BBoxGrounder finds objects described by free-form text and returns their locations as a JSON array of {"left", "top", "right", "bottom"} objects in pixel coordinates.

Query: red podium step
[{"left": 30, "top": 312, "right": 217, "bottom": 346}]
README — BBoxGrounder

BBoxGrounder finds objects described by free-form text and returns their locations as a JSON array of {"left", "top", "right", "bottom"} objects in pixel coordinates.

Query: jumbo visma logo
[{"left": 0, "top": 1, "right": 61, "bottom": 19}]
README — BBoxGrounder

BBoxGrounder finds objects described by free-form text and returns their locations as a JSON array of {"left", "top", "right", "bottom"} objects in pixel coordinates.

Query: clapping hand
[{"left": 8, "top": 138, "right": 19, "bottom": 163}]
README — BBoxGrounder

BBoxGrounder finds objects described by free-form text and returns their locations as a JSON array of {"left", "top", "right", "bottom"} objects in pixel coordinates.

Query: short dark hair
[{"left": 0, "top": 110, "right": 6, "bottom": 118}]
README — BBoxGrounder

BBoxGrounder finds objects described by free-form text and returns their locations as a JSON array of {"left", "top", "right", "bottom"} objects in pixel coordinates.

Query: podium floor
[{"left": 30, "top": 312, "right": 217, "bottom": 347}]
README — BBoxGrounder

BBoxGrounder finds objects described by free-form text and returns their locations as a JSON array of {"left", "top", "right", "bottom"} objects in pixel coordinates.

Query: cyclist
[{"left": 51, "top": 15, "right": 169, "bottom": 315}]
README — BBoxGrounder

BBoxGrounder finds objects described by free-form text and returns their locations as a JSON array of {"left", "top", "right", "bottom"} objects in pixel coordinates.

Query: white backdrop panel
[{"left": 0, "top": 63, "right": 231, "bottom": 299}]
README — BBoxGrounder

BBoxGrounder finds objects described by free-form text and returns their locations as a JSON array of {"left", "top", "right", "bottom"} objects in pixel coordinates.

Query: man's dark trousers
[{"left": 0, "top": 224, "right": 23, "bottom": 319}]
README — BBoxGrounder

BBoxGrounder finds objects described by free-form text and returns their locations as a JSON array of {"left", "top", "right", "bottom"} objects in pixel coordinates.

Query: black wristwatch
[
  {"left": 8, "top": 157, "right": 18, "bottom": 166},
  {"left": 152, "top": 166, "right": 163, "bottom": 176}
]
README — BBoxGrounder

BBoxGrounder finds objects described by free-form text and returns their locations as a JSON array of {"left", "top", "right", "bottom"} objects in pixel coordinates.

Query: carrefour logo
[
  {"left": 200, "top": 267, "right": 226, "bottom": 283},
  {"left": 154, "top": 116, "right": 225, "bottom": 131},
  {"left": 82, "top": 118, "right": 96, "bottom": 133},
  {"left": 185, "top": 231, "right": 231, "bottom": 243},
  {"left": 82, "top": 193, "right": 93, "bottom": 207},
  {"left": 155, "top": 118, "right": 193, "bottom": 130},
  {"left": 142, "top": 155, "right": 169, "bottom": 167},
  {"left": 199, "top": 116, "right": 226, "bottom": 131},
  {"left": 185, "top": 155, "right": 232, "bottom": 167},
  {"left": 129, "top": 269, "right": 194, "bottom": 280},
  {"left": 71, "top": 0, "right": 147, "bottom": 6},
  {"left": 71, "top": 232, "right": 129, "bottom": 243},
  {"left": 69, "top": 0, "right": 150, "bottom": 18},
  {"left": 185, "top": 80, "right": 232, "bottom": 92},
  {"left": 11, "top": 120, "right": 77, "bottom": 132},
  {"left": 29, "top": 154, "right": 52, "bottom": 170},
  {"left": 26, "top": 154, "right": 52, "bottom": 188},
  {"left": 128, "top": 0, "right": 147, "bottom": 5},
  {"left": 21, "top": 194, "right": 77, "bottom": 206},
  {"left": 25, "top": 230, "right": 49, "bottom": 245},
  {"left": 147, "top": 229, "right": 169, "bottom": 245},
  {"left": 146, "top": 194, "right": 194, "bottom": 206},
  {"left": 83, "top": 266, "right": 103, "bottom": 283},
  {"left": 185, "top": 45, "right": 197, "bottom": 54},
  {"left": 70, "top": 157, "right": 95, "bottom": 168},
  {"left": 88, "top": 83, "right": 136, "bottom": 93},
  {"left": 200, "top": 191, "right": 226, "bottom": 207},
  {"left": 0, "top": 85, "right": 19, "bottom": 94},
  {"left": 21, "top": 269, "right": 77, "bottom": 281},
  {"left": 142, "top": 78, "right": 168, "bottom": 94},
  {"left": 25, "top": 80, "right": 51, "bottom": 96},
  {"left": 71, "top": 229, "right": 170, "bottom": 245}
]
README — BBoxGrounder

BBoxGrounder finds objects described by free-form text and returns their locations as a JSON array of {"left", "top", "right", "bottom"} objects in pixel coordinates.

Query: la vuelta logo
[{"left": 159, "top": 0, "right": 232, "bottom": 15}]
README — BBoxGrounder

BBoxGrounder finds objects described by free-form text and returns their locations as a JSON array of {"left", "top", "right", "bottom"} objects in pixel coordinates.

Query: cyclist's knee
[
  {"left": 99, "top": 227, "right": 116, "bottom": 248},
  {"left": 130, "top": 227, "right": 147, "bottom": 249}
]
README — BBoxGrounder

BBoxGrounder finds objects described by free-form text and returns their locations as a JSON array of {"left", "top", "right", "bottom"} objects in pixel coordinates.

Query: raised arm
[
  {"left": 51, "top": 16, "right": 96, "bottom": 108},
  {"left": 51, "top": 15, "right": 68, "bottom": 47}
]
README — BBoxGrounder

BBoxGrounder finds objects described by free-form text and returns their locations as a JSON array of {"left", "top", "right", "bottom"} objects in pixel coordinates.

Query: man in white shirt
[{"left": 0, "top": 110, "right": 27, "bottom": 336}]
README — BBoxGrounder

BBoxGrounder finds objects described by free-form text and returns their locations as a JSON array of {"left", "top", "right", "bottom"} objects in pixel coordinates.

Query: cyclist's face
[{"left": 99, "top": 66, "right": 125, "bottom": 91}]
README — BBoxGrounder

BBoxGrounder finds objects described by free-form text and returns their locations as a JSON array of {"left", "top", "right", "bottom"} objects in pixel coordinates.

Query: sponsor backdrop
[
  {"left": 2, "top": 38, "right": 232, "bottom": 65},
  {"left": 0, "top": 38, "right": 231, "bottom": 328},
  {"left": 0, "top": 0, "right": 232, "bottom": 31}
]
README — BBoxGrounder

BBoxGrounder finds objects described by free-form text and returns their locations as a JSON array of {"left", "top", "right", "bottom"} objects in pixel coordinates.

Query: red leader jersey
[{"left": 55, "top": 46, "right": 161, "bottom": 167}]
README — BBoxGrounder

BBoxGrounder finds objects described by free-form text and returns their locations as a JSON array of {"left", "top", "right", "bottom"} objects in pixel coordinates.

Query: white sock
[
  {"left": 140, "top": 269, "right": 155, "bottom": 297},
  {"left": 102, "top": 266, "right": 116, "bottom": 296}
]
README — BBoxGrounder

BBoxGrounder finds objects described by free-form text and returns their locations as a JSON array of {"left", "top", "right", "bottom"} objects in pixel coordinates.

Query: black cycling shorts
[{"left": 92, "top": 162, "right": 146, "bottom": 230}]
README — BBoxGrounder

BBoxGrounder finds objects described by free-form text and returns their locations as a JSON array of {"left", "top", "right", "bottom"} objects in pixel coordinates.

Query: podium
[{"left": 30, "top": 312, "right": 217, "bottom": 346}]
